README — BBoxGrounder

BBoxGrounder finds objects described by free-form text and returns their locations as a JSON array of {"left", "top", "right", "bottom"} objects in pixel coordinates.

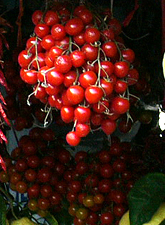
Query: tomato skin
[
  {"left": 70, "top": 50, "right": 86, "bottom": 68},
  {"left": 38, "top": 198, "right": 50, "bottom": 210},
  {"left": 74, "top": 106, "right": 91, "bottom": 123},
  {"left": 32, "top": 10, "right": 43, "bottom": 25},
  {"left": 102, "top": 41, "right": 118, "bottom": 58},
  {"left": 66, "top": 131, "right": 81, "bottom": 146},
  {"left": 84, "top": 27, "right": 100, "bottom": 44},
  {"left": 66, "top": 85, "right": 85, "bottom": 105},
  {"left": 46, "top": 68, "right": 64, "bottom": 86},
  {"left": 73, "top": 32, "right": 86, "bottom": 46},
  {"left": 79, "top": 71, "right": 97, "bottom": 89},
  {"left": 121, "top": 48, "right": 135, "bottom": 63},
  {"left": 60, "top": 106, "right": 74, "bottom": 123},
  {"left": 26, "top": 37, "right": 43, "bottom": 54},
  {"left": 75, "top": 123, "right": 90, "bottom": 137},
  {"left": 51, "top": 23, "right": 66, "bottom": 41},
  {"left": 83, "top": 195, "right": 95, "bottom": 208},
  {"left": 114, "top": 61, "right": 129, "bottom": 78},
  {"left": 111, "top": 97, "right": 130, "bottom": 114},
  {"left": 85, "top": 86, "right": 103, "bottom": 104},
  {"left": 65, "top": 18, "right": 84, "bottom": 36},
  {"left": 100, "top": 211, "right": 114, "bottom": 224},
  {"left": 18, "top": 50, "right": 33, "bottom": 69},
  {"left": 101, "top": 119, "right": 116, "bottom": 135},
  {"left": 81, "top": 43, "right": 98, "bottom": 61},
  {"left": 34, "top": 23, "right": 50, "bottom": 38},
  {"left": 41, "top": 35, "right": 55, "bottom": 50},
  {"left": 54, "top": 55, "right": 72, "bottom": 73},
  {"left": 44, "top": 10, "right": 59, "bottom": 26},
  {"left": 78, "top": 9, "right": 93, "bottom": 25}
]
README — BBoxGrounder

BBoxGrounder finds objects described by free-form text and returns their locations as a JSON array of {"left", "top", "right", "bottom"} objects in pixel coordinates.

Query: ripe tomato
[
  {"left": 110, "top": 142, "right": 122, "bottom": 156},
  {"left": 61, "top": 106, "right": 74, "bottom": 123},
  {"left": 54, "top": 55, "right": 72, "bottom": 73},
  {"left": 73, "top": 32, "right": 86, "bottom": 46},
  {"left": 58, "top": 149, "right": 71, "bottom": 164},
  {"left": 126, "top": 68, "right": 139, "bottom": 85},
  {"left": 16, "top": 181, "right": 27, "bottom": 194},
  {"left": 74, "top": 106, "right": 91, "bottom": 123},
  {"left": 69, "top": 180, "right": 82, "bottom": 193},
  {"left": 114, "top": 80, "right": 128, "bottom": 94},
  {"left": 86, "top": 211, "right": 99, "bottom": 224},
  {"left": 118, "top": 119, "right": 132, "bottom": 133},
  {"left": 102, "top": 41, "right": 118, "bottom": 58},
  {"left": 55, "top": 179, "right": 67, "bottom": 194},
  {"left": 79, "top": 71, "right": 97, "bottom": 89},
  {"left": 108, "top": 18, "right": 122, "bottom": 36},
  {"left": 32, "top": 10, "right": 43, "bottom": 25},
  {"left": 75, "top": 151, "right": 87, "bottom": 163},
  {"left": 25, "top": 168, "right": 37, "bottom": 182},
  {"left": 81, "top": 43, "right": 98, "bottom": 61},
  {"left": 38, "top": 198, "right": 50, "bottom": 210},
  {"left": 75, "top": 123, "right": 90, "bottom": 137},
  {"left": 40, "top": 184, "right": 53, "bottom": 198},
  {"left": 51, "top": 23, "right": 66, "bottom": 40},
  {"left": 65, "top": 18, "right": 84, "bottom": 36},
  {"left": 100, "top": 79, "right": 113, "bottom": 96},
  {"left": 15, "top": 158, "right": 28, "bottom": 172},
  {"left": 111, "top": 97, "right": 130, "bottom": 114},
  {"left": 100, "top": 163, "right": 114, "bottom": 178},
  {"left": 101, "top": 119, "right": 116, "bottom": 135},
  {"left": 27, "top": 183, "right": 40, "bottom": 199},
  {"left": 84, "top": 27, "right": 100, "bottom": 44},
  {"left": 98, "top": 179, "right": 112, "bottom": 193},
  {"left": 78, "top": 9, "right": 93, "bottom": 25},
  {"left": 112, "top": 159, "right": 126, "bottom": 173},
  {"left": 41, "top": 35, "right": 55, "bottom": 50},
  {"left": 27, "top": 155, "right": 40, "bottom": 168},
  {"left": 34, "top": 23, "right": 50, "bottom": 38},
  {"left": 66, "top": 85, "right": 85, "bottom": 105},
  {"left": 110, "top": 189, "right": 126, "bottom": 204},
  {"left": 70, "top": 50, "right": 86, "bottom": 68},
  {"left": 113, "top": 204, "right": 126, "bottom": 217},
  {"left": 98, "top": 150, "right": 111, "bottom": 163},
  {"left": 66, "top": 131, "right": 81, "bottom": 146},
  {"left": 37, "top": 167, "right": 52, "bottom": 183},
  {"left": 92, "top": 99, "right": 109, "bottom": 114},
  {"left": 10, "top": 172, "right": 22, "bottom": 184},
  {"left": 26, "top": 36, "right": 43, "bottom": 54},
  {"left": 49, "top": 192, "right": 62, "bottom": 205},
  {"left": 18, "top": 50, "right": 33, "bottom": 69},
  {"left": 46, "top": 68, "right": 64, "bottom": 86},
  {"left": 64, "top": 70, "right": 77, "bottom": 87},
  {"left": 85, "top": 174, "right": 99, "bottom": 188},
  {"left": 100, "top": 212, "right": 114, "bottom": 224},
  {"left": 44, "top": 10, "right": 59, "bottom": 26},
  {"left": 76, "top": 161, "right": 88, "bottom": 175},
  {"left": 114, "top": 61, "right": 129, "bottom": 78},
  {"left": 0, "top": 171, "right": 9, "bottom": 183},
  {"left": 85, "top": 86, "right": 103, "bottom": 104},
  {"left": 22, "top": 139, "right": 37, "bottom": 156},
  {"left": 121, "top": 48, "right": 135, "bottom": 63}
]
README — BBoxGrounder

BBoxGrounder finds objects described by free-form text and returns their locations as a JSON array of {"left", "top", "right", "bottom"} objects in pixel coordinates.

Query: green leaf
[
  {"left": 45, "top": 212, "right": 58, "bottom": 225},
  {"left": 159, "top": 219, "right": 165, "bottom": 225},
  {"left": 0, "top": 194, "right": 7, "bottom": 225},
  {"left": 128, "top": 173, "right": 165, "bottom": 225}
]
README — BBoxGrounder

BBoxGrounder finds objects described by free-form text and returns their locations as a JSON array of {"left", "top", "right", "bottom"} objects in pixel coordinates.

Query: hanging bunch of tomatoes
[{"left": 18, "top": 1, "right": 140, "bottom": 146}]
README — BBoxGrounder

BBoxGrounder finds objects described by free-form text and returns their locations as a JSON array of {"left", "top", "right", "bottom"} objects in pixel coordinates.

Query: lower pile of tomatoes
[{"left": 0, "top": 126, "right": 138, "bottom": 225}]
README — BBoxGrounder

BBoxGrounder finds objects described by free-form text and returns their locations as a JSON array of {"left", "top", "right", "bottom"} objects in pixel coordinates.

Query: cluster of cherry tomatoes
[
  {"left": 0, "top": 125, "right": 137, "bottom": 225},
  {"left": 17, "top": 1, "right": 141, "bottom": 147}
]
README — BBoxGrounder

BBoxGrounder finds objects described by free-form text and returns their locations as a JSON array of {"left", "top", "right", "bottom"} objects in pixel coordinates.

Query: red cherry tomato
[{"left": 85, "top": 86, "right": 103, "bottom": 104}]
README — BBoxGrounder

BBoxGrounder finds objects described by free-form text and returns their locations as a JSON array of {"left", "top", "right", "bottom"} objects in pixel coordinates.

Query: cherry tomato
[
  {"left": 76, "top": 208, "right": 89, "bottom": 220},
  {"left": 25, "top": 168, "right": 37, "bottom": 182},
  {"left": 100, "top": 163, "right": 114, "bottom": 178},
  {"left": 10, "top": 172, "right": 22, "bottom": 184},
  {"left": 83, "top": 195, "right": 95, "bottom": 208},
  {"left": 66, "top": 131, "right": 81, "bottom": 146},
  {"left": 54, "top": 55, "right": 72, "bottom": 73},
  {"left": 28, "top": 199, "right": 38, "bottom": 211},
  {"left": 34, "top": 23, "right": 50, "bottom": 38},
  {"left": 114, "top": 61, "right": 129, "bottom": 78},
  {"left": 126, "top": 68, "right": 139, "bottom": 85},
  {"left": 114, "top": 80, "right": 128, "bottom": 94},
  {"left": 81, "top": 43, "right": 98, "bottom": 61},
  {"left": 65, "top": 18, "right": 84, "bottom": 36},
  {"left": 70, "top": 50, "right": 86, "bottom": 68},
  {"left": 101, "top": 119, "right": 116, "bottom": 135},
  {"left": 121, "top": 48, "right": 135, "bottom": 63},
  {"left": 112, "top": 159, "right": 126, "bottom": 173},
  {"left": 49, "top": 192, "right": 62, "bottom": 205},
  {"left": 66, "top": 85, "right": 85, "bottom": 105},
  {"left": 84, "top": 27, "right": 100, "bottom": 44},
  {"left": 32, "top": 10, "right": 43, "bottom": 25},
  {"left": 44, "top": 10, "right": 59, "bottom": 26},
  {"left": 51, "top": 23, "right": 66, "bottom": 41},
  {"left": 78, "top": 9, "right": 93, "bottom": 25},
  {"left": 38, "top": 198, "right": 50, "bottom": 210},
  {"left": 100, "top": 211, "right": 114, "bottom": 224},
  {"left": 26, "top": 36, "right": 43, "bottom": 54},
  {"left": 75, "top": 123, "right": 90, "bottom": 137},
  {"left": 75, "top": 151, "right": 87, "bottom": 163},
  {"left": 61, "top": 106, "right": 74, "bottom": 123},
  {"left": 46, "top": 68, "right": 64, "bottom": 86},
  {"left": 37, "top": 167, "right": 52, "bottom": 183},
  {"left": 93, "top": 193, "right": 105, "bottom": 204},
  {"left": 41, "top": 35, "right": 55, "bottom": 50},
  {"left": 16, "top": 181, "right": 27, "bottom": 194},
  {"left": 74, "top": 106, "right": 91, "bottom": 123},
  {"left": 40, "top": 184, "right": 53, "bottom": 198},
  {"left": 111, "top": 97, "right": 130, "bottom": 114},
  {"left": 85, "top": 86, "right": 103, "bottom": 104},
  {"left": 76, "top": 161, "right": 88, "bottom": 175},
  {"left": 69, "top": 180, "right": 82, "bottom": 193},
  {"left": 98, "top": 179, "right": 112, "bottom": 193},
  {"left": 102, "top": 41, "right": 118, "bottom": 58},
  {"left": 79, "top": 71, "right": 97, "bottom": 89},
  {"left": 18, "top": 50, "right": 33, "bottom": 69}
]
